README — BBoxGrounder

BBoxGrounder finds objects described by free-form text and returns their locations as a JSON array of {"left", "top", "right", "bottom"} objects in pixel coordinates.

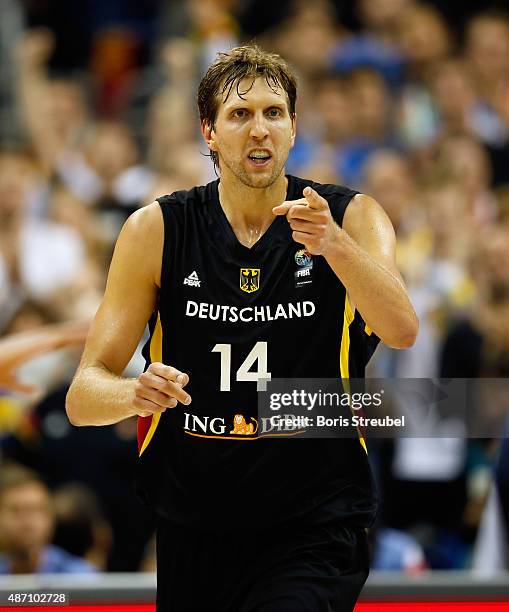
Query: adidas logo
[{"left": 184, "top": 271, "right": 201, "bottom": 287}]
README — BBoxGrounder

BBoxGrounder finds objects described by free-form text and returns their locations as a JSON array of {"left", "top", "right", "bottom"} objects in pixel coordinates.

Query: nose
[{"left": 249, "top": 113, "right": 269, "bottom": 140}]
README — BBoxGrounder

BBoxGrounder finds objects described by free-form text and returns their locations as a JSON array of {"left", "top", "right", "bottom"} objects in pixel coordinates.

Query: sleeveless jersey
[{"left": 136, "top": 175, "right": 379, "bottom": 531}]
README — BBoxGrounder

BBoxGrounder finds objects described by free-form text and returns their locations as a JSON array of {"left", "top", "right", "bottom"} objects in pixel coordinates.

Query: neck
[{"left": 218, "top": 169, "right": 288, "bottom": 248}]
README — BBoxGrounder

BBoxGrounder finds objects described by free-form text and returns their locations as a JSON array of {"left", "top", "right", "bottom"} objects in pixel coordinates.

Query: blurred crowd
[{"left": 1, "top": 0, "right": 509, "bottom": 575}]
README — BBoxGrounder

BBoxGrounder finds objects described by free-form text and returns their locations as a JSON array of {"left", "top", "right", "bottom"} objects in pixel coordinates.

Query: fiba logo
[
  {"left": 294, "top": 249, "right": 313, "bottom": 288},
  {"left": 295, "top": 249, "right": 312, "bottom": 267}
]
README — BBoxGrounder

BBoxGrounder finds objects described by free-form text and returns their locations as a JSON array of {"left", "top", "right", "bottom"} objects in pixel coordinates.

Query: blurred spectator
[
  {"left": 186, "top": 0, "right": 239, "bottom": 71},
  {"left": 441, "top": 224, "right": 509, "bottom": 379},
  {"left": 274, "top": 0, "right": 343, "bottom": 79},
  {"left": 434, "top": 135, "right": 497, "bottom": 225},
  {"left": 56, "top": 120, "right": 154, "bottom": 213},
  {"left": 14, "top": 29, "right": 88, "bottom": 176},
  {"left": 343, "top": 68, "right": 395, "bottom": 186},
  {"left": 53, "top": 483, "right": 112, "bottom": 571},
  {"left": 0, "top": 150, "right": 92, "bottom": 329},
  {"left": 331, "top": 0, "right": 409, "bottom": 88},
  {"left": 429, "top": 61, "right": 477, "bottom": 137},
  {"left": 439, "top": 224, "right": 509, "bottom": 564},
  {"left": 289, "top": 67, "right": 395, "bottom": 188},
  {"left": 145, "top": 38, "right": 210, "bottom": 191},
  {"left": 1, "top": 386, "right": 155, "bottom": 572},
  {"left": 465, "top": 10, "right": 509, "bottom": 143},
  {"left": 0, "top": 464, "right": 96, "bottom": 574},
  {"left": 287, "top": 72, "right": 349, "bottom": 182},
  {"left": 90, "top": 27, "right": 143, "bottom": 117},
  {"left": 362, "top": 150, "right": 429, "bottom": 287},
  {"left": 356, "top": 0, "right": 415, "bottom": 46},
  {"left": 398, "top": 4, "right": 452, "bottom": 81}
]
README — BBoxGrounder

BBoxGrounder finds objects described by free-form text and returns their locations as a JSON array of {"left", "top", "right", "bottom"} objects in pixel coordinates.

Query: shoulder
[
  {"left": 111, "top": 202, "right": 164, "bottom": 286},
  {"left": 343, "top": 193, "right": 393, "bottom": 235},
  {"left": 156, "top": 180, "right": 218, "bottom": 210},
  {"left": 119, "top": 202, "right": 164, "bottom": 257},
  {"left": 125, "top": 201, "right": 163, "bottom": 236}
]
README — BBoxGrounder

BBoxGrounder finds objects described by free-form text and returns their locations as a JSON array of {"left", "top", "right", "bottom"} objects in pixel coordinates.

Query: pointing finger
[{"left": 303, "top": 186, "right": 327, "bottom": 210}]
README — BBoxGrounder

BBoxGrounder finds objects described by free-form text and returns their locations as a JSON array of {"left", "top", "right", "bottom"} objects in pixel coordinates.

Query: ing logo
[
  {"left": 182, "top": 412, "right": 304, "bottom": 440},
  {"left": 182, "top": 412, "right": 259, "bottom": 439},
  {"left": 240, "top": 268, "right": 260, "bottom": 293}
]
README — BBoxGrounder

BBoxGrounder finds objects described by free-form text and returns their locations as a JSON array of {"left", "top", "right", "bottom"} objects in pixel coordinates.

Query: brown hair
[
  {"left": 197, "top": 44, "right": 297, "bottom": 168},
  {"left": 0, "top": 464, "right": 48, "bottom": 503},
  {"left": 466, "top": 8, "right": 509, "bottom": 45}
]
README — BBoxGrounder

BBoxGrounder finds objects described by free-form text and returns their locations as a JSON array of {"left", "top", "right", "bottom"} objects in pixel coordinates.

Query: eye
[
  {"left": 267, "top": 107, "right": 282, "bottom": 118},
  {"left": 232, "top": 109, "right": 248, "bottom": 118}
]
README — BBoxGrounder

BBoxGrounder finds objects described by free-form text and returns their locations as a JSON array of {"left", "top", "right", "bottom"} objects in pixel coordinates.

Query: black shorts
[{"left": 156, "top": 518, "right": 369, "bottom": 612}]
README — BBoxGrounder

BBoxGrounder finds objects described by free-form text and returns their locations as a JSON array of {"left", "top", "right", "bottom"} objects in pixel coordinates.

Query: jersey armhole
[
  {"left": 330, "top": 190, "right": 361, "bottom": 228},
  {"left": 156, "top": 196, "right": 176, "bottom": 312}
]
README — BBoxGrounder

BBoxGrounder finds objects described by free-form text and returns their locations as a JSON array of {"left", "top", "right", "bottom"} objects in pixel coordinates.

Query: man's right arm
[{"left": 66, "top": 202, "right": 191, "bottom": 426}]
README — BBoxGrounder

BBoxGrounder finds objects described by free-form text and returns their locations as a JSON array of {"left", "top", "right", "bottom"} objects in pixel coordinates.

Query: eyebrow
[{"left": 226, "top": 102, "right": 287, "bottom": 111}]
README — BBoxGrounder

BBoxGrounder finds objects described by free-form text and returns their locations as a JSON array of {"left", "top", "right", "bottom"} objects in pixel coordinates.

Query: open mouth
[{"left": 247, "top": 150, "right": 272, "bottom": 166}]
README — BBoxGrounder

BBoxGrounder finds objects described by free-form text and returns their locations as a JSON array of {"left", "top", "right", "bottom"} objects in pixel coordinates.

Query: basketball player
[{"left": 66, "top": 46, "right": 418, "bottom": 611}]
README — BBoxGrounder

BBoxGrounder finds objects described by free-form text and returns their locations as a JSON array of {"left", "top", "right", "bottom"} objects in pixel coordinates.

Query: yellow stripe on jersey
[
  {"left": 139, "top": 312, "right": 163, "bottom": 457},
  {"left": 340, "top": 295, "right": 354, "bottom": 379},
  {"left": 340, "top": 295, "right": 368, "bottom": 454}
]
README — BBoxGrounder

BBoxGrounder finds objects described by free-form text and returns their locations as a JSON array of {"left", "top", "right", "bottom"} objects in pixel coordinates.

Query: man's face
[
  {"left": 205, "top": 77, "right": 296, "bottom": 189},
  {"left": 468, "top": 20, "right": 509, "bottom": 79},
  {"left": 0, "top": 484, "right": 54, "bottom": 555}
]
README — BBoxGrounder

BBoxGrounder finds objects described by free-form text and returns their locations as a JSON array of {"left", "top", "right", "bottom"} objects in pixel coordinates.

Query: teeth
[{"left": 250, "top": 151, "right": 269, "bottom": 159}]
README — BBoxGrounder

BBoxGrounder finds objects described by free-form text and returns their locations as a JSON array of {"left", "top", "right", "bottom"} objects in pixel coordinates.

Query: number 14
[{"left": 212, "top": 342, "right": 271, "bottom": 391}]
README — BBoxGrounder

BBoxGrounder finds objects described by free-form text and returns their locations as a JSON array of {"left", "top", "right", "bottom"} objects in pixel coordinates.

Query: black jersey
[{"left": 136, "top": 175, "right": 379, "bottom": 532}]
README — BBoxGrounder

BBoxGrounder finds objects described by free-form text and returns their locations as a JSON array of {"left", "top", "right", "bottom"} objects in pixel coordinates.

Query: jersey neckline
[{"left": 211, "top": 175, "right": 300, "bottom": 258}]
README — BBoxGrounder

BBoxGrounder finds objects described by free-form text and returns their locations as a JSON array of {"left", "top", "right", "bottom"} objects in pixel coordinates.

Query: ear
[{"left": 201, "top": 120, "right": 218, "bottom": 152}]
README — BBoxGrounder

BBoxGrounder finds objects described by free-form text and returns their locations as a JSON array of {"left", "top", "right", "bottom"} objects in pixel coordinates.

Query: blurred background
[{"left": 1, "top": 0, "right": 509, "bottom": 579}]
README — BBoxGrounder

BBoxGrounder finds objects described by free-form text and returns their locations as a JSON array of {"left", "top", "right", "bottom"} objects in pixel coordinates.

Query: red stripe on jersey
[{"left": 137, "top": 415, "right": 153, "bottom": 453}]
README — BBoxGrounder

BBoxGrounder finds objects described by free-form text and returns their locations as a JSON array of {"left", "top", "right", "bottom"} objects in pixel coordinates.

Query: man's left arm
[
  {"left": 330, "top": 192, "right": 418, "bottom": 348},
  {"left": 273, "top": 188, "right": 418, "bottom": 349}
]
